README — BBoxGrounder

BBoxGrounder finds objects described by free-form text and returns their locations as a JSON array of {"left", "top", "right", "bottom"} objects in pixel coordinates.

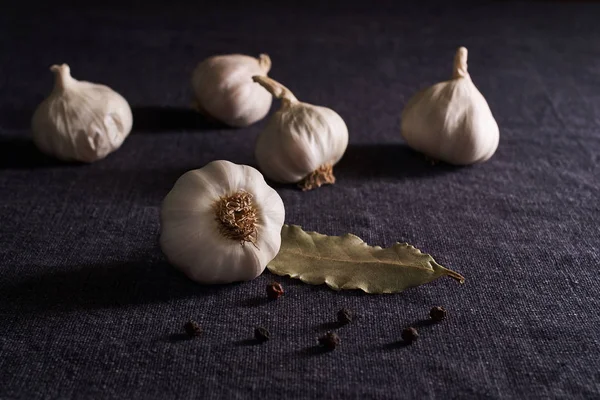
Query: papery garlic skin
[
  {"left": 32, "top": 64, "right": 132, "bottom": 163},
  {"left": 253, "top": 76, "right": 348, "bottom": 190},
  {"left": 401, "top": 47, "right": 499, "bottom": 165},
  {"left": 191, "top": 54, "right": 273, "bottom": 127},
  {"left": 160, "top": 160, "right": 285, "bottom": 284}
]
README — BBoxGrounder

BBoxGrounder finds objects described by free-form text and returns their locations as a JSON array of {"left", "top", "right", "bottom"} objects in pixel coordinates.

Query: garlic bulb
[
  {"left": 191, "top": 54, "right": 273, "bottom": 127},
  {"left": 32, "top": 64, "right": 133, "bottom": 163},
  {"left": 160, "top": 160, "right": 285, "bottom": 284},
  {"left": 401, "top": 47, "right": 499, "bottom": 165},
  {"left": 253, "top": 76, "right": 349, "bottom": 191}
]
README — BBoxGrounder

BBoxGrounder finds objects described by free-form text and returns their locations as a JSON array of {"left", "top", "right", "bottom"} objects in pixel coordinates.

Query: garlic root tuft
[
  {"left": 214, "top": 190, "right": 258, "bottom": 247},
  {"left": 298, "top": 164, "right": 336, "bottom": 191}
]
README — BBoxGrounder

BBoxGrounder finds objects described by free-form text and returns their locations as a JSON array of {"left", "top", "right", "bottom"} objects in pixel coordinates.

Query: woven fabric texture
[{"left": 1, "top": 1, "right": 599, "bottom": 399}]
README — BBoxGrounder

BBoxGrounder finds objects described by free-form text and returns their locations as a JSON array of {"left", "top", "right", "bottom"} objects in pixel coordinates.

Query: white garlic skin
[
  {"left": 401, "top": 47, "right": 499, "bottom": 165},
  {"left": 253, "top": 76, "right": 349, "bottom": 183},
  {"left": 32, "top": 64, "right": 132, "bottom": 163},
  {"left": 160, "top": 160, "right": 285, "bottom": 284},
  {"left": 191, "top": 54, "right": 273, "bottom": 127}
]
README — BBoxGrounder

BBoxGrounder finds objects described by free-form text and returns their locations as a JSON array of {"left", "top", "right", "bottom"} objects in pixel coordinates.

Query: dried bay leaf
[{"left": 267, "top": 225, "right": 465, "bottom": 294}]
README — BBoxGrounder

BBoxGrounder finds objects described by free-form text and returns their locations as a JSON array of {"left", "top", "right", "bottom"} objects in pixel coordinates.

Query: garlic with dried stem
[
  {"left": 252, "top": 75, "right": 349, "bottom": 191},
  {"left": 191, "top": 54, "right": 273, "bottom": 127},
  {"left": 401, "top": 47, "right": 499, "bottom": 165},
  {"left": 160, "top": 160, "right": 285, "bottom": 284},
  {"left": 32, "top": 64, "right": 133, "bottom": 162}
]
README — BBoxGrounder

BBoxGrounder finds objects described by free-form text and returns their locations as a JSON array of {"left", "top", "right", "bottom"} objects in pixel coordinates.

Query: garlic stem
[
  {"left": 252, "top": 75, "right": 298, "bottom": 106},
  {"left": 452, "top": 47, "right": 470, "bottom": 80},
  {"left": 257, "top": 54, "right": 272, "bottom": 73},
  {"left": 50, "top": 64, "right": 75, "bottom": 91}
]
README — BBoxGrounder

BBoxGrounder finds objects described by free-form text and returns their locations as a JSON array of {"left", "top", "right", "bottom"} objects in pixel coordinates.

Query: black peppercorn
[
  {"left": 318, "top": 331, "right": 340, "bottom": 350},
  {"left": 337, "top": 308, "right": 353, "bottom": 324},
  {"left": 266, "top": 282, "right": 284, "bottom": 300},
  {"left": 184, "top": 320, "right": 202, "bottom": 337},
  {"left": 430, "top": 306, "right": 447, "bottom": 322},
  {"left": 401, "top": 327, "right": 418, "bottom": 344},
  {"left": 254, "top": 327, "right": 270, "bottom": 343}
]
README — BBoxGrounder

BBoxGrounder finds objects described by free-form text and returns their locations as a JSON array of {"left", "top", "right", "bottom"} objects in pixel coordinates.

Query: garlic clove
[
  {"left": 191, "top": 54, "right": 273, "bottom": 127},
  {"left": 31, "top": 64, "right": 133, "bottom": 163},
  {"left": 160, "top": 160, "right": 285, "bottom": 284},
  {"left": 252, "top": 75, "right": 349, "bottom": 190},
  {"left": 401, "top": 47, "right": 499, "bottom": 165}
]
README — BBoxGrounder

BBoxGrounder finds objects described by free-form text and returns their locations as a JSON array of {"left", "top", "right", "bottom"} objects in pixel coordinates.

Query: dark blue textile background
[{"left": 1, "top": 1, "right": 599, "bottom": 399}]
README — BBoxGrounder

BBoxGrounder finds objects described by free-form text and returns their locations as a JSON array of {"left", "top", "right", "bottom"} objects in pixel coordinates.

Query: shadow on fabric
[
  {"left": 0, "top": 106, "right": 33, "bottom": 130},
  {"left": 335, "top": 143, "right": 462, "bottom": 180},
  {"left": 0, "top": 260, "right": 241, "bottom": 316},
  {"left": 0, "top": 136, "right": 71, "bottom": 169},
  {"left": 131, "top": 106, "right": 233, "bottom": 133},
  {"left": 296, "top": 345, "right": 331, "bottom": 357},
  {"left": 0, "top": 106, "right": 69, "bottom": 169},
  {"left": 0, "top": 106, "right": 229, "bottom": 168}
]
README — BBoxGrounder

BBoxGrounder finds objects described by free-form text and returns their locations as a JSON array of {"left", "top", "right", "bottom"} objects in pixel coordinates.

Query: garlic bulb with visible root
[
  {"left": 32, "top": 64, "right": 133, "bottom": 163},
  {"left": 252, "top": 76, "right": 349, "bottom": 191},
  {"left": 401, "top": 47, "right": 499, "bottom": 165},
  {"left": 160, "top": 160, "right": 285, "bottom": 284},
  {"left": 191, "top": 54, "right": 273, "bottom": 127}
]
